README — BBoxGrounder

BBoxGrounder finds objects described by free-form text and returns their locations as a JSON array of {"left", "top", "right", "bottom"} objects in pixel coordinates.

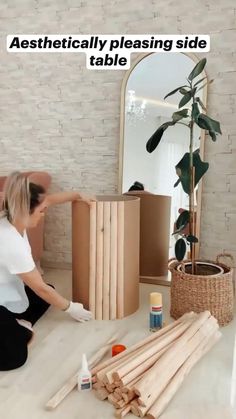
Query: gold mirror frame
[{"left": 118, "top": 52, "right": 208, "bottom": 286}]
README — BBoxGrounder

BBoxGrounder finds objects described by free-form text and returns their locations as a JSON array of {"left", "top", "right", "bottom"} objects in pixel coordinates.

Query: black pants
[{"left": 0, "top": 284, "right": 54, "bottom": 371}]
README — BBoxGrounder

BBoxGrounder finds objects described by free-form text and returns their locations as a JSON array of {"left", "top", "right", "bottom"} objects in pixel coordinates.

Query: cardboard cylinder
[
  {"left": 72, "top": 195, "right": 140, "bottom": 319},
  {"left": 125, "top": 191, "right": 171, "bottom": 277}
]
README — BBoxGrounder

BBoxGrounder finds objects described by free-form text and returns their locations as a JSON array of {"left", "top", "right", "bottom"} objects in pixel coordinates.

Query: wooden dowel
[
  {"left": 92, "top": 312, "right": 195, "bottom": 377},
  {"left": 105, "top": 335, "right": 171, "bottom": 385},
  {"left": 92, "top": 376, "right": 97, "bottom": 384},
  {"left": 113, "top": 392, "right": 123, "bottom": 401},
  {"left": 89, "top": 333, "right": 122, "bottom": 369},
  {"left": 146, "top": 331, "right": 221, "bottom": 419},
  {"left": 113, "top": 320, "right": 194, "bottom": 382},
  {"left": 107, "top": 397, "right": 125, "bottom": 409},
  {"left": 95, "top": 388, "right": 109, "bottom": 401},
  {"left": 96, "top": 201, "right": 104, "bottom": 320},
  {"left": 134, "top": 311, "right": 212, "bottom": 398},
  {"left": 108, "top": 394, "right": 118, "bottom": 405},
  {"left": 98, "top": 347, "right": 144, "bottom": 383},
  {"left": 117, "top": 201, "right": 125, "bottom": 319},
  {"left": 115, "top": 388, "right": 123, "bottom": 396},
  {"left": 115, "top": 404, "right": 132, "bottom": 418},
  {"left": 110, "top": 201, "right": 118, "bottom": 319},
  {"left": 123, "top": 391, "right": 135, "bottom": 403},
  {"left": 45, "top": 333, "right": 120, "bottom": 410},
  {"left": 89, "top": 201, "right": 96, "bottom": 316},
  {"left": 105, "top": 383, "right": 115, "bottom": 393},
  {"left": 93, "top": 382, "right": 104, "bottom": 390},
  {"left": 94, "top": 379, "right": 104, "bottom": 387},
  {"left": 103, "top": 202, "right": 111, "bottom": 320},
  {"left": 135, "top": 316, "right": 218, "bottom": 415},
  {"left": 130, "top": 400, "right": 141, "bottom": 416},
  {"left": 120, "top": 341, "right": 173, "bottom": 387},
  {"left": 122, "top": 372, "right": 145, "bottom": 393},
  {"left": 116, "top": 399, "right": 126, "bottom": 409}
]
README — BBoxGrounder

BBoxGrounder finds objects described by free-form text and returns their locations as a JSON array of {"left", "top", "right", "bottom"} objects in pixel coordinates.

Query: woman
[
  {"left": 128, "top": 181, "right": 144, "bottom": 191},
  {"left": 0, "top": 171, "right": 94, "bottom": 371}
]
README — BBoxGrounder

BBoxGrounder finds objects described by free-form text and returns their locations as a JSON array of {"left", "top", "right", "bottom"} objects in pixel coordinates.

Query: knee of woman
[
  {"left": 0, "top": 346, "right": 28, "bottom": 371},
  {"left": 0, "top": 305, "right": 15, "bottom": 322}
]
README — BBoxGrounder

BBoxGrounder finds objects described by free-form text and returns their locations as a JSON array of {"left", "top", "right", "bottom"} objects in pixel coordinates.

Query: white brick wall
[{"left": 0, "top": 0, "right": 235, "bottom": 267}]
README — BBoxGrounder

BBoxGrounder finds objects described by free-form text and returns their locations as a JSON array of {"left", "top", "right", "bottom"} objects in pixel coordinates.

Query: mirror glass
[{"left": 121, "top": 53, "right": 206, "bottom": 260}]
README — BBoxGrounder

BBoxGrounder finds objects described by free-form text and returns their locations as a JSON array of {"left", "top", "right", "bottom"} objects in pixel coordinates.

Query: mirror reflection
[{"left": 122, "top": 53, "right": 204, "bottom": 259}]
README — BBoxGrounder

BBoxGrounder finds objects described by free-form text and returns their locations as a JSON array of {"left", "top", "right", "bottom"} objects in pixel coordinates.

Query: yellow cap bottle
[{"left": 149, "top": 292, "right": 163, "bottom": 332}]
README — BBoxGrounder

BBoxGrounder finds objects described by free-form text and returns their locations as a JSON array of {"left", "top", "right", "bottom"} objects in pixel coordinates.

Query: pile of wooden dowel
[{"left": 91, "top": 311, "right": 221, "bottom": 418}]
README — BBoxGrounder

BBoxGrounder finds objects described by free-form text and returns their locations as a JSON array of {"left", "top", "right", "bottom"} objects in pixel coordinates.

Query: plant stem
[
  {"left": 189, "top": 88, "right": 195, "bottom": 274},
  {"left": 176, "top": 122, "right": 189, "bottom": 127}
]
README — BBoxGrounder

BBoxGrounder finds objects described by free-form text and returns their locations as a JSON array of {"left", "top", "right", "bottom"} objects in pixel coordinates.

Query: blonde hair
[{"left": 0, "top": 172, "right": 30, "bottom": 222}]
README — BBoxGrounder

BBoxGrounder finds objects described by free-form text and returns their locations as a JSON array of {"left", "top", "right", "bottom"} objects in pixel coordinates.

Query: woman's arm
[
  {"left": 19, "top": 269, "right": 70, "bottom": 311},
  {"left": 45, "top": 191, "right": 96, "bottom": 208},
  {"left": 19, "top": 269, "right": 92, "bottom": 322}
]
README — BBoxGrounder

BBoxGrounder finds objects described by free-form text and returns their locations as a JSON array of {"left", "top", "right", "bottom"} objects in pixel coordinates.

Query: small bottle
[
  {"left": 77, "top": 353, "right": 92, "bottom": 392},
  {"left": 149, "top": 292, "right": 163, "bottom": 332}
]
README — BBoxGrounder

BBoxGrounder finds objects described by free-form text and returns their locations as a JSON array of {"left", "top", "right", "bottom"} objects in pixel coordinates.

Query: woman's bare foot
[
  {"left": 16, "top": 319, "right": 34, "bottom": 345},
  {"left": 16, "top": 318, "right": 33, "bottom": 331}
]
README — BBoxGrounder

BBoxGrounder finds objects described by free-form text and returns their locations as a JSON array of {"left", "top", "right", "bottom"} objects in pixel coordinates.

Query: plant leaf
[
  {"left": 193, "top": 76, "right": 207, "bottom": 87},
  {"left": 175, "top": 152, "right": 209, "bottom": 194},
  {"left": 196, "top": 97, "right": 207, "bottom": 112},
  {"left": 172, "top": 225, "right": 185, "bottom": 235},
  {"left": 174, "top": 178, "right": 181, "bottom": 188},
  {"left": 179, "top": 87, "right": 190, "bottom": 94},
  {"left": 172, "top": 109, "right": 189, "bottom": 122},
  {"left": 164, "top": 86, "right": 188, "bottom": 100},
  {"left": 186, "top": 235, "right": 199, "bottom": 243},
  {"left": 175, "top": 238, "right": 186, "bottom": 261},
  {"left": 178, "top": 91, "right": 193, "bottom": 108},
  {"left": 196, "top": 114, "right": 222, "bottom": 134},
  {"left": 146, "top": 121, "right": 175, "bottom": 153},
  {"left": 191, "top": 102, "right": 200, "bottom": 120},
  {"left": 176, "top": 210, "right": 190, "bottom": 230},
  {"left": 188, "top": 58, "right": 207, "bottom": 82},
  {"left": 208, "top": 130, "right": 217, "bottom": 142}
]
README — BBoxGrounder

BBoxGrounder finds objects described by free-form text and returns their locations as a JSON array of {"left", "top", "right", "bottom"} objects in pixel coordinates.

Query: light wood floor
[{"left": 0, "top": 269, "right": 235, "bottom": 419}]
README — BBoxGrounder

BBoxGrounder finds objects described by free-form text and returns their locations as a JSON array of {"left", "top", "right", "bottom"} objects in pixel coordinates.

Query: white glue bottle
[{"left": 77, "top": 353, "right": 92, "bottom": 392}]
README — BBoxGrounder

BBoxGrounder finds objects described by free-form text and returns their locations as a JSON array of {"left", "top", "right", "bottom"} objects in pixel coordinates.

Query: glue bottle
[
  {"left": 149, "top": 292, "right": 163, "bottom": 332},
  {"left": 78, "top": 353, "right": 92, "bottom": 392}
]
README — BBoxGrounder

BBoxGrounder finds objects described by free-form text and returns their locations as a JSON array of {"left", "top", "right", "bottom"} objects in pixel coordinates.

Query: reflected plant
[{"left": 146, "top": 58, "right": 221, "bottom": 270}]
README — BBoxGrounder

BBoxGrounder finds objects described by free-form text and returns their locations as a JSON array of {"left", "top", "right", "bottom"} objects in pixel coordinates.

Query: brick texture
[{"left": 0, "top": 0, "right": 235, "bottom": 267}]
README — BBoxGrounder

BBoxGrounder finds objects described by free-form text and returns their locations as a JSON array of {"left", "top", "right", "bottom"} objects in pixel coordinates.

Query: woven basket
[{"left": 169, "top": 253, "right": 234, "bottom": 326}]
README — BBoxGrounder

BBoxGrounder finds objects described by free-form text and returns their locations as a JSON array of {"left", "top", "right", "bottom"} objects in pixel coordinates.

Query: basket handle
[
  {"left": 168, "top": 258, "right": 185, "bottom": 273},
  {"left": 179, "top": 261, "right": 186, "bottom": 273},
  {"left": 216, "top": 253, "right": 235, "bottom": 267},
  {"left": 216, "top": 253, "right": 235, "bottom": 297},
  {"left": 168, "top": 258, "right": 179, "bottom": 271}
]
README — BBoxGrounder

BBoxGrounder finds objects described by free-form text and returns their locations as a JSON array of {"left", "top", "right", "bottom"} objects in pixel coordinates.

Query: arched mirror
[{"left": 119, "top": 53, "right": 207, "bottom": 285}]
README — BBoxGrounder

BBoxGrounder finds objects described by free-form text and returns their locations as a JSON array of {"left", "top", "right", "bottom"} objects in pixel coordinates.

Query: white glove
[{"left": 64, "top": 302, "right": 92, "bottom": 322}]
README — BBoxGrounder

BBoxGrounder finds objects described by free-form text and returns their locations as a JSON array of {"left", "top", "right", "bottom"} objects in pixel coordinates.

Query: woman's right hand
[
  {"left": 64, "top": 302, "right": 93, "bottom": 322},
  {"left": 77, "top": 193, "right": 97, "bottom": 206}
]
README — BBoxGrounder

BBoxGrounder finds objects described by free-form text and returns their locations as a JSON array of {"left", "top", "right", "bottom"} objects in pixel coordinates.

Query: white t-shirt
[{"left": 0, "top": 216, "right": 35, "bottom": 313}]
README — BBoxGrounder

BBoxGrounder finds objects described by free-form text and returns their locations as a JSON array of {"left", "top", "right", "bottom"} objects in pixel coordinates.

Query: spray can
[
  {"left": 77, "top": 353, "right": 92, "bottom": 392},
  {"left": 149, "top": 292, "right": 163, "bottom": 332}
]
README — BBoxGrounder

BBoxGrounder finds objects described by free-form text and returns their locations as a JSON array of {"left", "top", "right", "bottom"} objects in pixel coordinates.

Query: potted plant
[{"left": 146, "top": 58, "right": 234, "bottom": 326}]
